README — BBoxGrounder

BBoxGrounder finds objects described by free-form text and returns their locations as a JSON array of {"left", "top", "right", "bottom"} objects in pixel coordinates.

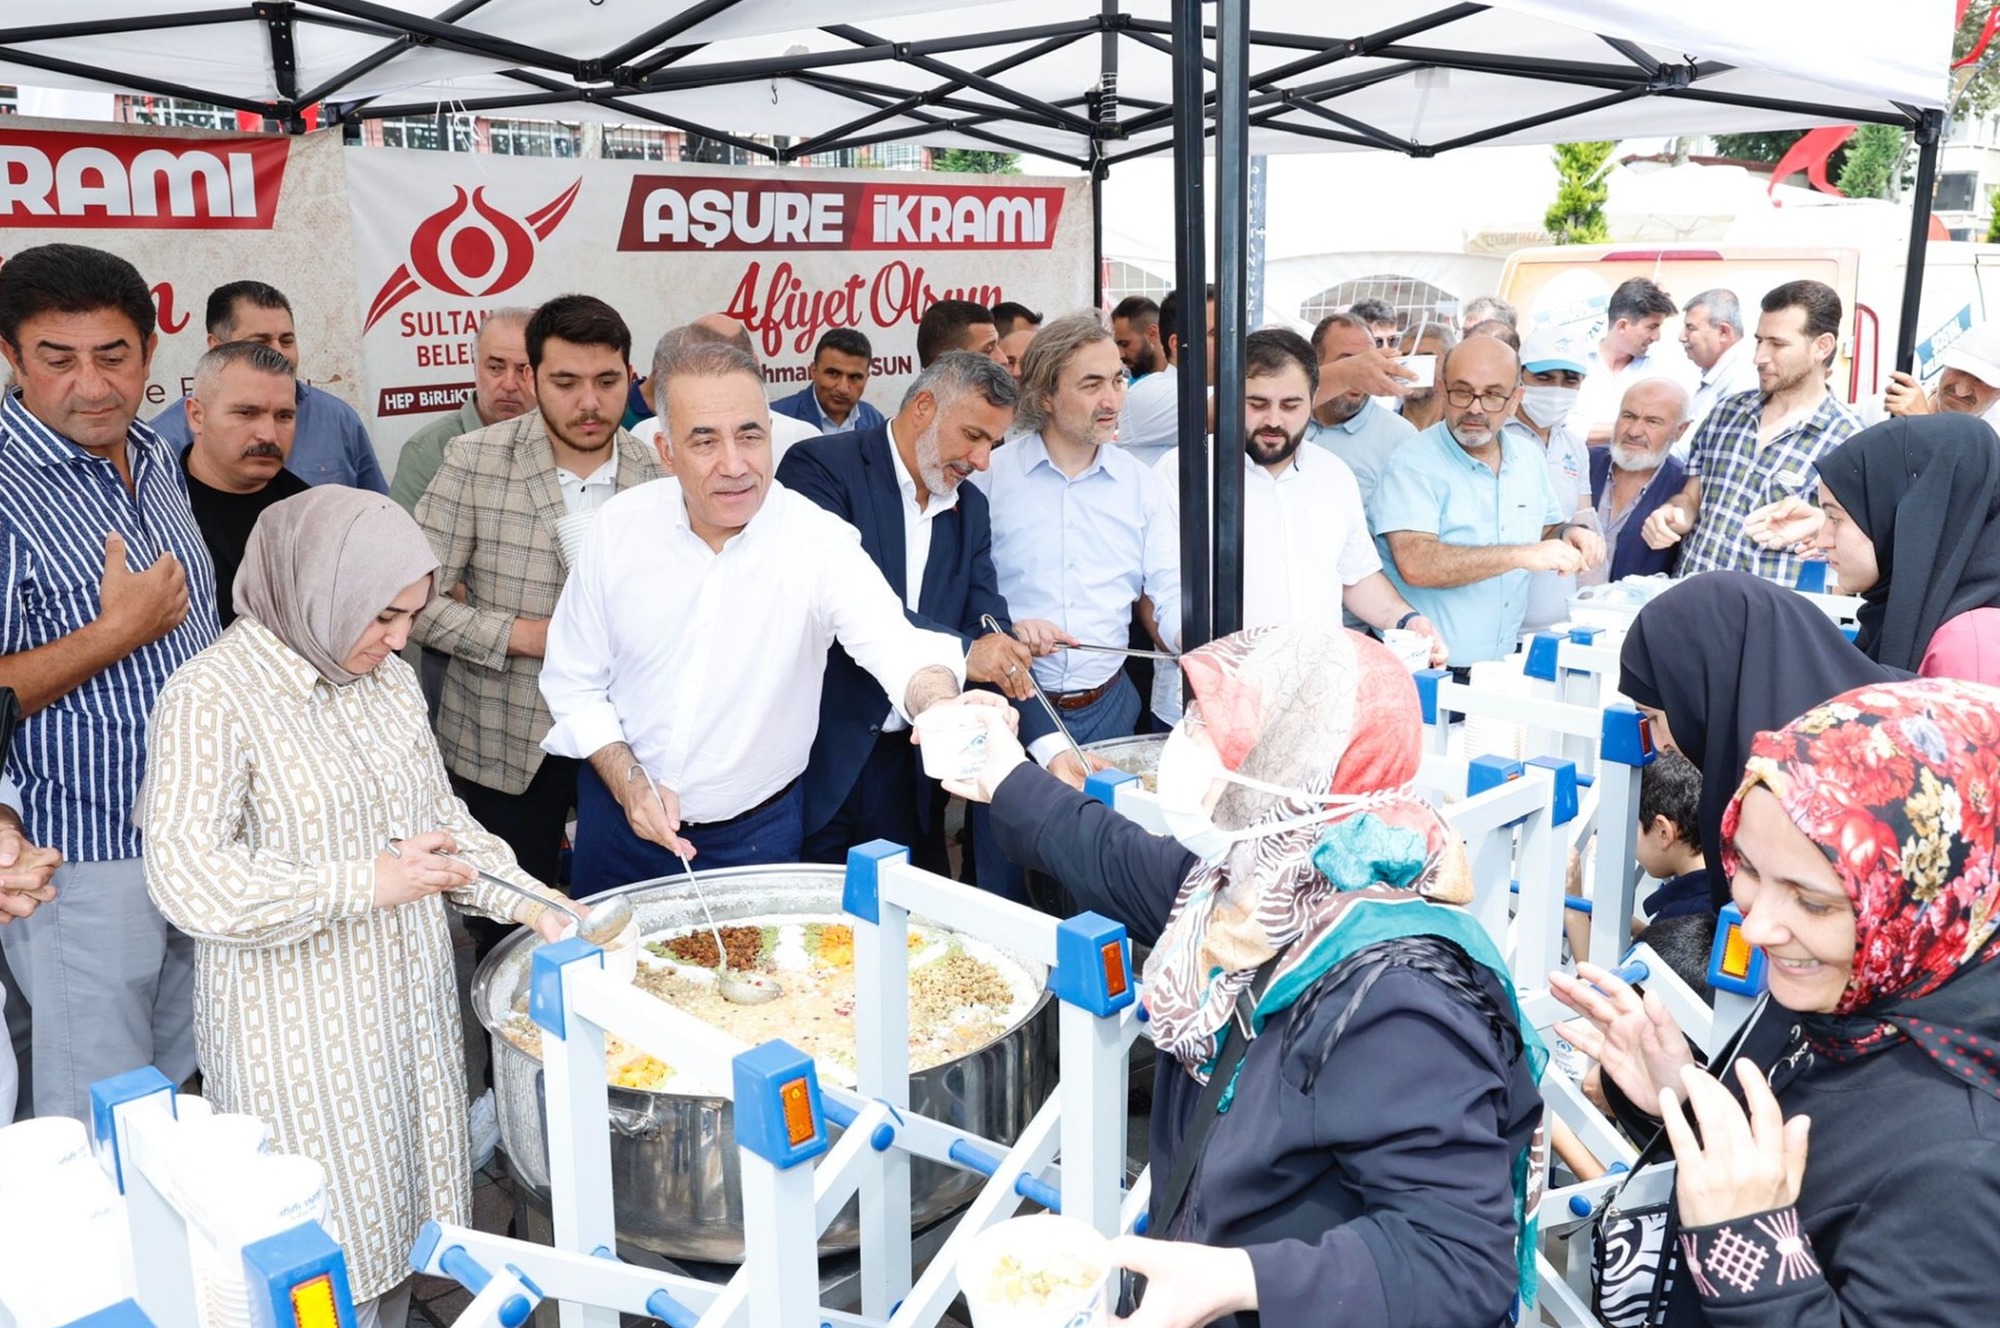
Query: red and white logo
[
  {"left": 0, "top": 128, "right": 289, "bottom": 230},
  {"left": 363, "top": 180, "right": 581, "bottom": 331}
]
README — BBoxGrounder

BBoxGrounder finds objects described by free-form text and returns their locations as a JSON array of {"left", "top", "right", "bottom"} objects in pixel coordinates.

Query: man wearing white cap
[
  {"left": 1509, "top": 324, "right": 1600, "bottom": 632},
  {"left": 1885, "top": 320, "right": 2000, "bottom": 422}
]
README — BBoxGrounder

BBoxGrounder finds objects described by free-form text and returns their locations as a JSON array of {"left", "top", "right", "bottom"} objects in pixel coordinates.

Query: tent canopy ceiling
[{"left": 0, "top": 1, "right": 1953, "bottom": 167}]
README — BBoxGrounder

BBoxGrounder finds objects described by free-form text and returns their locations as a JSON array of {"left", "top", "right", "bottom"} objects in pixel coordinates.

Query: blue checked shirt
[
  {"left": 0, "top": 392, "right": 220, "bottom": 860},
  {"left": 1679, "top": 389, "right": 1859, "bottom": 583}
]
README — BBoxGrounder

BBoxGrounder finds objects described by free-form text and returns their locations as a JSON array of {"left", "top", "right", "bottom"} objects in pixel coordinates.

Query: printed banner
[
  {"left": 344, "top": 151, "right": 1092, "bottom": 454},
  {"left": 0, "top": 117, "right": 366, "bottom": 436}
]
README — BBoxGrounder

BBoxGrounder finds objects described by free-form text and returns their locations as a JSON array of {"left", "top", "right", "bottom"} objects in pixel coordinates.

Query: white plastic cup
[
  {"left": 0, "top": 1116, "right": 91, "bottom": 1195},
  {"left": 1381, "top": 628, "right": 1431, "bottom": 672},
  {"left": 560, "top": 913, "right": 640, "bottom": 983},
  {"left": 956, "top": 1215, "right": 1113, "bottom": 1328},
  {"left": 914, "top": 703, "right": 991, "bottom": 781}
]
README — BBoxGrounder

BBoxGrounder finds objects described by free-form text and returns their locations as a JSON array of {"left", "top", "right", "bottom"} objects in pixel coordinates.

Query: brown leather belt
[{"left": 1050, "top": 676, "right": 1118, "bottom": 711}]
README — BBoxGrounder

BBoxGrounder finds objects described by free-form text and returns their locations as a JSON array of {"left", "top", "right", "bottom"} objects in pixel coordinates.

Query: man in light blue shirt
[
  {"left": 150, "top": 280, "right": 387, "bottom": 492},
  {"left": 975, "top": 311, "right": 1181, "bottom": 773},
  {"left": 1369, "top": 335, "right": 1604, "bottom": 667},
  {"left": 1304, "top": 311, "right": 1416, "bottom": 508}
]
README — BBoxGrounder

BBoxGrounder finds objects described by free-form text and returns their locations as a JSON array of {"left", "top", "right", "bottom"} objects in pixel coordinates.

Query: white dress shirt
[
  {"left": 972, "top": 430, "right": 1182, "bottom": 697},
  {"left": 881, "top": 436, "right": 959, "bottom": 732},
  {"left": 1147, "top": 444, "right": 1381, "bottom": 722},
  {"left": 1117, "top": 364, "right": 1181, "bottom": 472},
  {"left": 539, "top": 478, "right": 966, "bottom": 822},
  {"left": 556, "top": 458, "right": 619, "bottom": 517}
]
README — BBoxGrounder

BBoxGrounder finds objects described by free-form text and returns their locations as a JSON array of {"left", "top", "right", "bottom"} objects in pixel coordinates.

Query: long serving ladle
[
  {"left": 384, "top": 838, "right": 633, "bottom": 946},
  {"left": 632, "top": 765, "right": 783, "bottom": 1006},
  {"left": 980, "top": 613, "right": 1092, "bottom": 773}
]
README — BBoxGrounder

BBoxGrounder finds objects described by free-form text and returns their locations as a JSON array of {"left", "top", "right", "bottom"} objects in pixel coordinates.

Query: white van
[{"left": 1498, "top": 241, "right": 2000, "bottom": 414}]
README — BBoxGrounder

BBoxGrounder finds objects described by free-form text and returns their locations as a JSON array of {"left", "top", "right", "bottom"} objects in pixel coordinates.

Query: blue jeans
[
  {"left": 571, "top": 763, "right": 805, "bottom": 897},
  {"left": 974, "top": 673, "right": 1141, "bottom": 904}
]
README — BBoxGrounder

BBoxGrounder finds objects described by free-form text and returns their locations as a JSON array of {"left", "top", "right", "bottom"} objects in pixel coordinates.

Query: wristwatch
[{"left": 1395, "top": 610, "right": 1423, "bottom": 630}]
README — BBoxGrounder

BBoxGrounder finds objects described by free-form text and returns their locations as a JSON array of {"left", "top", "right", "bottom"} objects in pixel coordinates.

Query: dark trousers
[
  {"left": 450, "top": 754, "right": 579, "bottom": 955},
  {"left": 571, "top": 762, "right": 804, "bottom": 897},
  {"left": 801, "top": 729, "right": 950, "bottom": 875}
]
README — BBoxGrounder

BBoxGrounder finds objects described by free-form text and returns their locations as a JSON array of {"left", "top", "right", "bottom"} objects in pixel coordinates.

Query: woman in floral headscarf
[
  {"left": 944, "top": 623, "right": 1545, "bottom": 1328},
  {"left": 1552, "top": 678, "right": 2000, "bottom": 1326}
]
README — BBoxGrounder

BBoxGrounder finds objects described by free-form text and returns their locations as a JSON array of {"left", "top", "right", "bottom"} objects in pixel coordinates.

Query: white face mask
[
  {"left": 1153, "top": 723, "right": 1413, "bottom": 866},
  {"left": 1518, "top": 385, "right": 1579, "bottom": 429}
]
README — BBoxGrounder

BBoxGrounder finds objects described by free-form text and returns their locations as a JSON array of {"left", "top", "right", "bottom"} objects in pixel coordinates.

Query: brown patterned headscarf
[
  {"left": 1142, "top": 624, "right": 1471, "bottom": 1075},
  {"left": 235, "top": 486, "right": 439, "bottom": 686}
]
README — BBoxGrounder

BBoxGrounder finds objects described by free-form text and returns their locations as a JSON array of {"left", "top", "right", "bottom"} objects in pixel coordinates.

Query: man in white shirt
[
  {"left": 1115, "top": 286, "right": 1204, "bottom": 472},
  {"left": 1510, "top": 324, "right": 1600, "bottom": 633},
  {"left": 1149, "top": 329, "right": 1446, "bottom": 724},
  {"left": 541, "top": 342, "right": 988, "bottom": 893},
  {"left": 1680, "top": 288, "right": 1760, "bottom": 448},
  {"left": 1567, "top": 277, "right": 1693, "bottom": 446},
  {"left": 414, "top": 296, "right": 663, "bottom": 912},
  {"left": 0, "top": 775, "right": 63, "bottom": 1125}
]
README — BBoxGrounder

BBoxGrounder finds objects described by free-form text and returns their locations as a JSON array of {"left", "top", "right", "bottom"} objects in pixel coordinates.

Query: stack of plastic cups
[
  {"left": 1461, "top": 658, "right": 1531, "bottom": 762},
  {"left": 169, "top": 1111, "right": 284, "bottom": 1328},
  {"left": 0, "top": 1116, "right": 134, "bottom": 1327},
  {"left": 201, "top": 1152, "right": 329, "bottom": 1328}
]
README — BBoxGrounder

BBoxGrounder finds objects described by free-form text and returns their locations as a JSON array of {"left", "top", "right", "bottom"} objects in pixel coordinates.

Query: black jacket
[
  {"left": 991, "top": 763, "right": 1543, "bottom": 1328},
  {"left": 1604, "top": 1003, "right": 2000, "bottom": 1327}
]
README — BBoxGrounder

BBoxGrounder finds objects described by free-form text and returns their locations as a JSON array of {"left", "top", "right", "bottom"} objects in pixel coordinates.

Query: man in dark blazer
[
  {"left": 778, "top": 352, "right": 1036, "bottom": 871},
  {"left": 771, "top": 327, "right": 888, "bottom": 436},
  {"left": 1587, "top": 378, "right": 1692, "bottom": 583}
]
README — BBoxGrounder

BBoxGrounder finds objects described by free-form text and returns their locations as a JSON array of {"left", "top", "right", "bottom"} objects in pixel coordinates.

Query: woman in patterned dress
[
  {"left": 142, "top": 487, "right": 572, "bottom": 1328},
  {"left": 1552, "top": 678, "right": 2000, "bottom": 1325}
]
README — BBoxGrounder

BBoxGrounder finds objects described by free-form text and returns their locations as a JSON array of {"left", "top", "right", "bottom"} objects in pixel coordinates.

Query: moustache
[{"left": 241, "top": 443, "right": 284, "bottom": 459}]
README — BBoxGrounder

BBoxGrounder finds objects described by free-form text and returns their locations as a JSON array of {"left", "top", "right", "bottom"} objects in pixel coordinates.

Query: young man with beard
[
  {"left": 1111, "top": 296, "right": 1167, "bottom": 378},
  {"left": 1584, "top": 378, "right": 1692, "bottom": 584},
  {"left": 412, "top": 294, "right": 663, "bottom": 902},
  {"left": 1641, "top": 280, "right": 1860, "bottom": 584},
  {"left": 1304, "top": 311, "right": 1416, "bottom": 506},
  {"left": 1145, "top": 329, "right": 1447, "bottom": 725},
  {"left": 1370, "top": 334, "right": 1604, "bottom": 669},
  {"left": 777, "top": 352, "right": 1035, "bottom": 869},
  {"left": 178, "top": 342, "right": 307, "bottom": 627}
]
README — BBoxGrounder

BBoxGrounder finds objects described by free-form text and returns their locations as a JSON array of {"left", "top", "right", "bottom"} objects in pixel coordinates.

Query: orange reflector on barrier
[
  {"left": 291, "top": 1274, "right": 339, "bottom": 1328},
  {"left": 1101, "top": 941, "right": 1128, "bottom": 999},
  {"left": 780, "top": 1077, "right": 816, "bottom": 1146},
  {"left": 1720, "top": 925, "right": 1755, "bottom": 981}
]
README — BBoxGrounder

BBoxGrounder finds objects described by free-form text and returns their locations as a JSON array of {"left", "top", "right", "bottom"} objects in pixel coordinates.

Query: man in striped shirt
[{"left": 0, "top": 244, "right": 220, "bottom": 1120}]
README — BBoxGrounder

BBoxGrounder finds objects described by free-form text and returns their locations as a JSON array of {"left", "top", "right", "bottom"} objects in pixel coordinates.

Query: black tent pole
[
  {"left": 1896, "top": 108, "right": 1945, "bottom": 374},
  {"left": 1169, "top": 0, "right": 1211, "bottom": 653},
  {"left": 1212, "top": 0, "right": 1248, "bottom": 638},
  {"left": 1092, "top": 0, "right": 1117, "bottom": 310}
]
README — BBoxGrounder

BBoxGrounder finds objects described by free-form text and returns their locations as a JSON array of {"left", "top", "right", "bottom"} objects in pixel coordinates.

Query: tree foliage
[
  {"left": 931, "top": 149, "right": 1020, "bottom": 174},
  {"left": 1545, "top": 141, "right": 1615, "bottom": 244},
  {"left": 1836, "top": 123, "right": 1911, "bottom": 199}
]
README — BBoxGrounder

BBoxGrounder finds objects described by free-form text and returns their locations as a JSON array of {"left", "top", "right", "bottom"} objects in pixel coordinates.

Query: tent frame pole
[
  {"left": 1896, "top": 108, "right": 1946, "bottom": 374},
  {"left": 1211, "top": 0, "right": 1249, "bottom": 639},
  {"left": 1169, "top": 0, "right": 1211, "bottom": 656}
]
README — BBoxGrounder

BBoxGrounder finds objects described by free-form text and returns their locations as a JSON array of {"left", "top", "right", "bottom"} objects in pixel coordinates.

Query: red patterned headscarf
[{"left": 1721, "top": 678, "right": 2000, "bottom": 1096}]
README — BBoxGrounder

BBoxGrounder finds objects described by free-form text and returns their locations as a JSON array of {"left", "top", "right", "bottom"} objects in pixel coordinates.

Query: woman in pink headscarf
[
  {"left": 946, "top": 623, "right": 1544, "bottom": 1328},
  {"left": 1553, "top": 678, "right": 2000, "bottom": 1325}
]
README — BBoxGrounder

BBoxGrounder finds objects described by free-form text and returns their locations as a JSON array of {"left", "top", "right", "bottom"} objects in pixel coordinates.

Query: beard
[
  {"left": 1318, "top": 392, "right": 1366, "bottom": 425},
  {"left": 1246, "top": 421, "right": 1304, "bottom": 468},
  {"left": 913, "top": 419, "right": 954, "bottom": 496},
  {"left": 1611, "top": 441, "right": 1665, "bottom": 473},
  {"left": 1447, "top": 414, "right": 1499, "bottom": 451}
]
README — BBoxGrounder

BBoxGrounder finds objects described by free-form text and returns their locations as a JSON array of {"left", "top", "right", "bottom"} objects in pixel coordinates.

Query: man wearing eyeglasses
[
  {"left": 1368, "top": 335, "right": 1605, "bottom": 670},
  {"left": 1350, "top": 297, "right": 1403, "bottom": 353}
]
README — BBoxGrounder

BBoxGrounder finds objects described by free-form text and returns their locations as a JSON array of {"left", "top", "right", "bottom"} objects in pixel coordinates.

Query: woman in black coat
[
  {"left": 1553, "top": 678, "right": 2000, "bottom": 1326},
  {"left": 942, "top": 624, "right": 1545, "bottom": 1328}
]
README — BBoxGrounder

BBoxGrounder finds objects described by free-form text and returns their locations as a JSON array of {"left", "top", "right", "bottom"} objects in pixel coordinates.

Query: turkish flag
[{"left": 1768, "top": 125, "right": 1858, "bottom": 199}]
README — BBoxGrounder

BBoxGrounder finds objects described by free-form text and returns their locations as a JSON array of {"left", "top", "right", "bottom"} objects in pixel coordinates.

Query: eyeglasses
[
  {"left": 1373, "top": 335, "right": 1400, "bottom": 350},
  {"left": 1444, "top": 387, "right": 1514, "bottom": 412}
]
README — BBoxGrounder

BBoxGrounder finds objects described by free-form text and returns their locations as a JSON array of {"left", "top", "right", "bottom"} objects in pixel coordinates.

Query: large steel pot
[{"left": 473, "top": 865, "right": 1055, "bottom": 1263}]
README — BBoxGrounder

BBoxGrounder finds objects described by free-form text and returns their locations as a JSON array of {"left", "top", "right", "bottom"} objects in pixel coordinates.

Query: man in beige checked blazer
[{"left": 412, "top": 295, "right": 663, "bottom": 925}]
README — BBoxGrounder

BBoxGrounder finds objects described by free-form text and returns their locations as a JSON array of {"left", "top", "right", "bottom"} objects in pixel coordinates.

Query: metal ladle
[
  {"left": 631, "top": 766, "right": 783, "bottom": 1006},
  {"left": 980, "top": 613, "right": 1091, "bottom": 772},
  {"left": 385, "top": 838, "right": 633, "bottom": 947}
]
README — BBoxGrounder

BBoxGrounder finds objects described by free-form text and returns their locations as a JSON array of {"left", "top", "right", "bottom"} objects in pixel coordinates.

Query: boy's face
[{"left": 1636, "top": 813, "right": 1679, "bottom": 880}]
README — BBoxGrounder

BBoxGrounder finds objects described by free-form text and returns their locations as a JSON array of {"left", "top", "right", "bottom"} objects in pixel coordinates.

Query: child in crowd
[{"left": 1631, "top": 751, "right": 1710, "bottom": 922}]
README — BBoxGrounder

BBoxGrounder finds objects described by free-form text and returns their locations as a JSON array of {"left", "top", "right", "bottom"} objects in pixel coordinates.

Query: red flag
[{"left": 1768, "top": 125, "right": 1858, "bottom": 199}]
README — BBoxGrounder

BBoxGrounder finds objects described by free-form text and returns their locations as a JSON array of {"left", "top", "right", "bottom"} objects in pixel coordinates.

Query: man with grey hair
[
  {"left": 629, "top": 316, "right": 819, "bottom": 460},
  {"left": 778, "top": 351, "right": 1034, "bottom": 869},
  {"left": 541, "top": 341, "right": 997, "bottom": 890},
  {"left": 1462, "top": 294, "right": 1518, "bottom": 330},
  {"left": 975, "top": 311, "right": 1180, "bottom": 791},
  {"left": 179, "top": 341, "right": 307, "bottom": 627},
  {"left": 390, "top": 308, "right": 536, "bottom": 513},
  {"left": 1680, "top": 288, "right": 1758, "bottom": 446}
]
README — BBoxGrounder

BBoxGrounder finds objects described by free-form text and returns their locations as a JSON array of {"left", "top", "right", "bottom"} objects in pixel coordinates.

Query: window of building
[
  {"left": 1103, "top": 260, "right": 1173, "bottom": 305},
  {"left": 1299, "top": 275, "right": 1457, "bottom": 332},
  {"left": 602, "top": 125, "right": 675, "bottom": 160},
  {"left": 372, "top": 115, "right": 477, "bottom": 152},
  {"left": 0, "top": 86, "right": 16, "bottom": 116},
  {"left": 486, "top": 118, "right": 580, "bottom": 158},
  {"left": 866, "top": 142, "right": 930, "bottom": 171},
  {"left": 121, "top": 96, "right": 237, "bottom": 132}
]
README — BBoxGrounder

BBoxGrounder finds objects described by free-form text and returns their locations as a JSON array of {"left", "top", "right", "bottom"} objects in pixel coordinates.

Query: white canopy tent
[{"left": 0, "top": 0, "right": 1956, "bottom": 638}]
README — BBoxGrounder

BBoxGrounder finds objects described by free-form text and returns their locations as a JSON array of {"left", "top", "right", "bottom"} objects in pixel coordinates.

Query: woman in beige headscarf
[{"left": 142, "top": 487, "right": 574, "bottom": 1328}]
